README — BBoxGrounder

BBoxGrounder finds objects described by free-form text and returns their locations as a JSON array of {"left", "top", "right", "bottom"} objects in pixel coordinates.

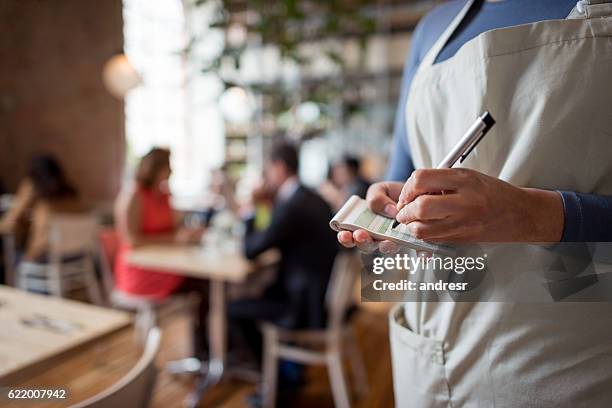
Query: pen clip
[
  {"left": 460, "top": 112, "right": 495, "bottom": 163},
  {"left": 459, "top": 131, "right": 486, "bottom": 163}
]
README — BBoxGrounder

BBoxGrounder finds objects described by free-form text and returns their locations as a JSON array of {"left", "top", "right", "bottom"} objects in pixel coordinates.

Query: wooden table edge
[{"left": 0, "top": 315, "right": 132, "bottom": 385}]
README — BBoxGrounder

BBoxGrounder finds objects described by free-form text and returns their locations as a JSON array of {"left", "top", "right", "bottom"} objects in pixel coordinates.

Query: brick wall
[{"left": 0, "top": 0, "right": 125, "bottom": 202}]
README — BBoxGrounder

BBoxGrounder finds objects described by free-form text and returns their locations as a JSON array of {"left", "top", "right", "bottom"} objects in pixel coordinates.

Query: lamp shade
[
  {"left": 219, "top": 86, "right": 255, "bottom": 123},
  {"left": 102, "top": 54, "right": 141, "bottom": 99}
]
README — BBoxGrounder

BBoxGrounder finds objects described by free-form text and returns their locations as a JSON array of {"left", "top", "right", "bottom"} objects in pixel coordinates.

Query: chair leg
[
  {"left": 135, "top": 305, "right": 156, "bottom": 345},
  {"left": 134, "top": 309, "right": 145, "bottom": 344},
  {"left": 83, "top": 255, "right": 104, "bottom": 305},
  {"left": 346, "top": 329, "right": 368, "bottom": 397},
  {"left": 262, "top": 325, "right": 279, "bottom": 408},
  {"left": 2, "top": 234, "right": 16, "bottom": 287},
  {"left": 48, "top": 263, "right": 64, "bottom": 298},
  {"left": 16, "top": 264, "right": 26, "bottom": 290},
  {"left": 327, "top": 350, "right": 351, "bottom": 408}
]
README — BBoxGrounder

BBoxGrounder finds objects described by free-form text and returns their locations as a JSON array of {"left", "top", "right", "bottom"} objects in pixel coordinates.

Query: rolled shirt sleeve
[{"left": 559, "top": 191, "right": 612, "bottom": 242}]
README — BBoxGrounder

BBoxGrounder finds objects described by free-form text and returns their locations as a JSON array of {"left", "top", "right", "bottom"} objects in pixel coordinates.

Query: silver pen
[{"left": 392, "top": 111, "right": 496, "bottom": 229}]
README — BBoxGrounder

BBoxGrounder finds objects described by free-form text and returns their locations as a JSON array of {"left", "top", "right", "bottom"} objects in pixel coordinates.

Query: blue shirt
[{"left": 386, "top": 0, "right": 612, "bottom": 242}]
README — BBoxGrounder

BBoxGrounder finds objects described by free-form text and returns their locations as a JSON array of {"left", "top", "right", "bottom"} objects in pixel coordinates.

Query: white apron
[{"left": 390, "top": 1, "right": 612, "bottom": 406}]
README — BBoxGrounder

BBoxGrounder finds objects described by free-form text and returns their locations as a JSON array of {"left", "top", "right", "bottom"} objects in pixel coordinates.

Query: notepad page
[{"left": 340, "top": 196, "right": 442, "bottom": 252}]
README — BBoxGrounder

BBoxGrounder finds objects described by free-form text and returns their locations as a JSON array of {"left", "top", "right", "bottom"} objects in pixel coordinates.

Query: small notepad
[{"left": 330, "top": 195, "right": 451, "bottom": 253}]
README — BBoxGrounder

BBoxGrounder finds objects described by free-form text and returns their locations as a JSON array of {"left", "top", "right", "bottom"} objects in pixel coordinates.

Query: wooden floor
[{"left": 1, "top": 303, "right": 394, "bottom": 408}]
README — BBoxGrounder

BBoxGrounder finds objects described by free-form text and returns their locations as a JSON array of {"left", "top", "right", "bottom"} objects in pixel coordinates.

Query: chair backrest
[
  {"left": 69, "top": 327, "right": 161, "bottom": 408},
  {"left": 49, "top": 214, "right": 99, "bottom": 256},
  {"left": 325, "top": 251, "right": 362, "bottom": 330}
]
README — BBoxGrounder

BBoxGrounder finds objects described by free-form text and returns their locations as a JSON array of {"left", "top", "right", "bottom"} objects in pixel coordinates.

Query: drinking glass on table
[{"left": 175, "top": 213, "right": 206, "bottom": 246}]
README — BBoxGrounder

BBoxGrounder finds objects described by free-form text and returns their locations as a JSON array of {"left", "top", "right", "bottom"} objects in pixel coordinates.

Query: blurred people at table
[
  {"left": 228, "top": 141, "right": 339, "bottom": 363},
  {"left": 196, "top": 165, "right": 240, "bottom": 227},
  {"left": 319, "top": 155, "right": 370, "bottom": 212},
  {"left": 114, "top": 147, "right": 208, "bottom": 357},
  {"left": 0, "top": 155, "right": 85, "bottom": 261},
  {"left": 337, "top": 155, "right": 370, "bottom": 198}
]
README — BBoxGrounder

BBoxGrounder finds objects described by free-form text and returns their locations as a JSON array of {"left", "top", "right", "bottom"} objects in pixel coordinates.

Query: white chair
[
  {"left": 17, "top": 214, "right": 104, "bottom": 305},
  {"left": 69, "top": 327, "right": 161, "bottom": 408},
  {"left": 97, "top": 228, "right": 155, "bottom": 340},
  {"left": 261, "top": 251, "right": 368, "bottom": 408},
  {"left": 98, "top": 228, "right": 194, "bottom": 345}
]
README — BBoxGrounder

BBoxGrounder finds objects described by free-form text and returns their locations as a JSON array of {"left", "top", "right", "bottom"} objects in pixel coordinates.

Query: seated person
[
  {"left": 0, "top": 154, "right": 84, "bottom": 261},
  {"left": 114, "top": 147, "right": 208, "bottom": 357},
  {"left": 319, "top": 155, "right": 370, "bottom": 212},
  {"left": 228, "top": 141, "right": 339, "bottom": 363},
  {"left": 318, "top": 166, "right": 344, "bottom": 213},
  {"left": 197, "top": 165, "right": 239, "bottom": 226},
  {"left": 335, "top": 155, "right": 370, "bottom": 199}
]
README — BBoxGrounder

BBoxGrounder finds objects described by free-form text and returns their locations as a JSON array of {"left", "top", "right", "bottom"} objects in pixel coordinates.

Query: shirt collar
[{"left": 277, "top": 176, "right": 299, "bottom": 202}]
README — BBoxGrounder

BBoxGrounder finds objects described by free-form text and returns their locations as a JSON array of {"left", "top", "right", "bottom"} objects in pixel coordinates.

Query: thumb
[{"left": 368, "top": 193, "right": 399, "bottom": 218}]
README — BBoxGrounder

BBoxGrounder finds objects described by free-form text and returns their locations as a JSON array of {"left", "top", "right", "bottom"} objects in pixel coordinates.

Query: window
[{"left": 123, "top": 0, "right": 224, "bottom": 204}]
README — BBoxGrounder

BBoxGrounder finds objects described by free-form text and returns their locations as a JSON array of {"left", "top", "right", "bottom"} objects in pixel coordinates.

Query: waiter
[{"left": 339, "top": 0, "right": 612, "bottom": 406}]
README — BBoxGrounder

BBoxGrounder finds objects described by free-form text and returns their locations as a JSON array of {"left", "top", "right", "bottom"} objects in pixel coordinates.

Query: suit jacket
[{"left": 244, "top": 185, "right": 339, "bottom": 329}]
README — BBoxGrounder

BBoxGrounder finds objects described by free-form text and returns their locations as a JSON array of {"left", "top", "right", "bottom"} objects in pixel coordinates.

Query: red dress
[{"left": 114, "top": 187, "right": 184, "bottom": 299}]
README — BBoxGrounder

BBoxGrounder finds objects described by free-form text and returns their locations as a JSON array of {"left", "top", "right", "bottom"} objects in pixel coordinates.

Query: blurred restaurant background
[{"left": 0, "top": 1, "right": 441, "bottom": 407}]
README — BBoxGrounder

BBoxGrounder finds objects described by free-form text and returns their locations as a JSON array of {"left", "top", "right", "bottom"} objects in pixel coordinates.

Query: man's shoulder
[
  {"left": 296, "top": 184, "right": 328, "bottom": 199},
  {"left": 286, "top": 185, "right": 329, "bottom": 210}
]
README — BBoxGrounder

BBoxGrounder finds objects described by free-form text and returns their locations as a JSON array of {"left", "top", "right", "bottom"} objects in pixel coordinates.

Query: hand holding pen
[
  {"left": 392, "top": 112, "right": 495, "bottom": 230},
  {"left": 338, "top": 109, "right": 563, "bottom": 246}
]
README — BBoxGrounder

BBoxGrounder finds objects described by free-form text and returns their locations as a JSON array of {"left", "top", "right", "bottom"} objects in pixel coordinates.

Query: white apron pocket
[{"left": 389, "top": 304, "right": 452, "bottom": 408}]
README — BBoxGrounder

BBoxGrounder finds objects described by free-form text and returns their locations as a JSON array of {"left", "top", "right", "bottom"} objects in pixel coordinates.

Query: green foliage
[
  {"left": 194, "top": 0, "right": 376, "bottom": 78},
  {"left": 189, "top": 0, "right": 378, "bottom": 133}
]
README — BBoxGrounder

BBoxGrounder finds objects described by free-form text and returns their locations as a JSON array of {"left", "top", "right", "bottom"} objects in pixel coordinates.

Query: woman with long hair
[
  {"left": 114, "top": 147, "right": 208, "bottom": 358},
  {"left": 0, "top": 154, "right": 83, "bottom": 260}
]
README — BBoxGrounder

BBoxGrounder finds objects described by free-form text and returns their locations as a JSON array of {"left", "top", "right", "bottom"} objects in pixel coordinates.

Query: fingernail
[
  {"left": 384, "top": 204, "right": 398, "bottom": 217},
  {"left": 395, "top": 209, "right": 406, "bottom": 223},
  {"left": 355, "top": 235, "right": 370, "bottom": 244}
]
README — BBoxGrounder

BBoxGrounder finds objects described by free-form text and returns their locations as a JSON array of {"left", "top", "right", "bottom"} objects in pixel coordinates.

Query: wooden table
[
  {"left": 128, "top": 244, "right": 279, "bottom": 283},
  {"left": 0, "top": 285, "right": 131, "bottom": 384},
  {"left": 128, "top": 243, "right": 279, "bottom": 408}
]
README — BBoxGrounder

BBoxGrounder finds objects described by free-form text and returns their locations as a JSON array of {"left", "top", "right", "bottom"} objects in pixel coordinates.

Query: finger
[
  {"left": 366, "top": 182, "right": 403, "bottom": 218},
  {"left": 353, "top": 229, "right": 372, "bottom": 244},
  {"left": 379, "top": 240, "right": 399, "bottom": 254},
  {"left": 396, "top": 193, "right": 463, "bottom": 224},
  {"left": 337, "top": 231, "right": 356, "bottom": 248},
  {"left": 356, "top": 241, "right": 379, "bottom": 253},
  {"left": 398, "top": 169, "right": 465, "bottom": 208},
  {"left": 353, "top": 229, "right": 379, "bottom": 253},
  {"left": 416, "top": 250, "right": 433, "bottom": 258},
  {"left": 407, "top": 218, "right": 471, "bottom": 242}
]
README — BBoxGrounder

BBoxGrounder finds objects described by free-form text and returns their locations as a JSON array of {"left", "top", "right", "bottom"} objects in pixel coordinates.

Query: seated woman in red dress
[{"left": 114, "top": 147, "right": 207, "bottom": 356}]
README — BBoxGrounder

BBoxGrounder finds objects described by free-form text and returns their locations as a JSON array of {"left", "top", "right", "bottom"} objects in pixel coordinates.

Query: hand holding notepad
[
  {"left": 330, "top": 195, "right": 449, "bottom": 253},
  {"left": 332, "top": 114, "right": 494, "bottom": 251}
]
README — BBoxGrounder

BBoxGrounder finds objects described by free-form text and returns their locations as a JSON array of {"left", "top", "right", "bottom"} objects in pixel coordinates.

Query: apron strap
[
  {"left": 418, "top": 0, "right": 478, "bottom": 69},
  {"left": 418, "top": 0, "right": 612, "bottom": 70}
]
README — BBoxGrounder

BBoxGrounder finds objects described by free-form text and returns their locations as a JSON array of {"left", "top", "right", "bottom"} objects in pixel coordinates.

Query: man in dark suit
[{"left": 228, "top": 141, "right": 339, "bottom": 362}]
